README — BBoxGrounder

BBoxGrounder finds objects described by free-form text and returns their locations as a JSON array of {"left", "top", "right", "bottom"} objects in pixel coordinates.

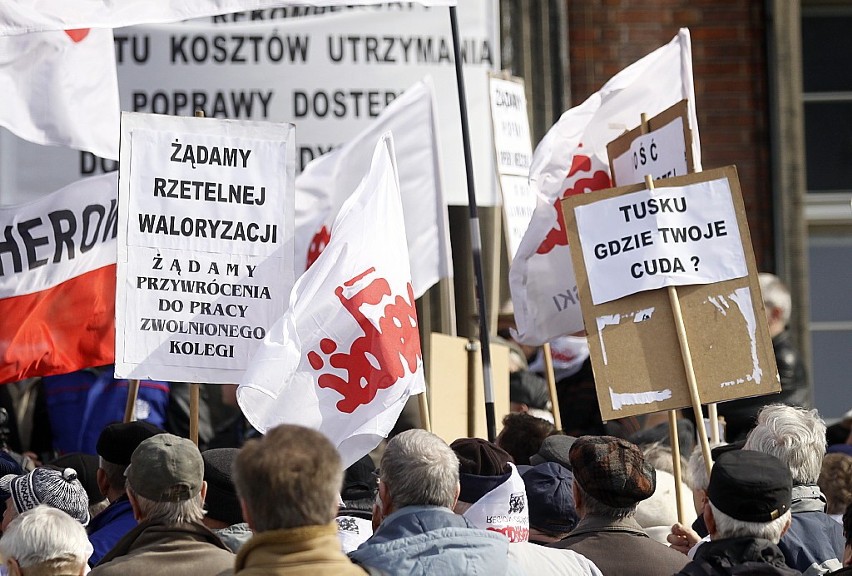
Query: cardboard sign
[
  {"left": 607, "top": 100, "right": 693, "bottom": 186},
  {"left": 562, "top": 166, "right": 780, "bottom": 420},
  {"left": 488, "top": 74, "right": 535, "bottom": 259},
  {"left": 115, "top": 112, "right": 295, "bottom": 383},
  {"left": 575, "top": 177, "right": 748, "bottom": 304}
]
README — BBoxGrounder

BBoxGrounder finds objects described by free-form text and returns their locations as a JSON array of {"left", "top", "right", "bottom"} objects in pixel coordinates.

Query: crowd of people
[{"left": 0, "top": 399, "right": 848, "bottom": 575}]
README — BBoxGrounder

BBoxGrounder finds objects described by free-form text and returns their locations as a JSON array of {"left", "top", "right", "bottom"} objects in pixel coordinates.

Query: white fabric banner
[
  {"left": 462, "top": 463, "right": 529, "bottom": 543},
  {"left": 296, "top": 78, "right": 452, "bottom": 298},
  {"left": 0, "top": 1, "right": 457, "bottom": 36},
  {"left": 575, "top": 177, "right": 747, "bottom": 305},
  {"left": 509, "top": 29, "right": 701, "bottom": 345},
  {"left": 237, "top": 134, "right": 425, "bottom": 468},
  {"left": 115, "top": 112, "right": 296, "bottom": 383},
  {"left": 0, "top": 28, "right": 119, "bottom": 159}
]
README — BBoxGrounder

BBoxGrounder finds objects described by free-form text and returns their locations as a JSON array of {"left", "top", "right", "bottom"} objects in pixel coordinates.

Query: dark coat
[
  {"left": 549, "top": 515, "right": 688, "bottom": 575},
  {"left": 675, "top": 537, "right": 802, "bottom": 575}
]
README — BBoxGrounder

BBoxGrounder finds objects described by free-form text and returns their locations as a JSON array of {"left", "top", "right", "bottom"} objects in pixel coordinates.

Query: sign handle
[
  {"left": 418, "top": 391, "right": 432, "bottom": 433},
  {"left": 124, "top": 380, "right": 140, "bottom": 423},
  {"left": 189, "top": 383, "right": 200, "bottom": 446},
  {"left": 708, "top": 402, "right": 720, "bottom": 444},
  {"left": 668, "top": 410, "right": 686, "bottom": 524},
  {"left": 542, "top": 343, "right": 563, "bottom": 430}
]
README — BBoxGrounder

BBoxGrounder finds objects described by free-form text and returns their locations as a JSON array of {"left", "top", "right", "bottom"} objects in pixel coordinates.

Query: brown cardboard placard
[
  {"left": 562, "top": 166, "right": 779, "bottom": 420},
  {"left": 607, "top": 100, "right": 694, "bottom": 186}
]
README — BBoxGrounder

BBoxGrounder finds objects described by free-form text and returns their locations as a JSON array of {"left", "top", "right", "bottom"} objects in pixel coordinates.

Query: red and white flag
[
  {"left": 509, "top": 29, "right": 701, "bottom": 345},
  {"left": 238, "top": 134, "right": 425, "bottom": 467},
  {"left": 0, "top": 1, "right": 456, "bottom": 36},
  {"left": 296, "top": 78, "right": 452, "bottom": 299},
  {"left": 0, "top": 173, "right": 118, "bottom": 384},
  {"left": 0, "top": 28, "right": 119, "bottom": 159}
]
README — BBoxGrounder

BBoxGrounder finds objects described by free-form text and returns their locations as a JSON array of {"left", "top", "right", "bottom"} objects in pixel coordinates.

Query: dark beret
[
  {"left": 96, "top": 421, "right": 165, "bottom": 466},
  {"left": 522, "top": 462, "right": 578, "bottom": 534},
  {"left": 450, "top": 437, "right": 513, "bottom": 476},
  {"left": 202, "top": 448, "right": 243, "bottom": 526},
  {"left": 708, "top": 450, "right": 792, "bottom": 523},
  {"left": 529, "top": 435, "right": 577, "bottom": 469},
  {"left": 569, "top": 435, "right": 655, "bottom": 508}
]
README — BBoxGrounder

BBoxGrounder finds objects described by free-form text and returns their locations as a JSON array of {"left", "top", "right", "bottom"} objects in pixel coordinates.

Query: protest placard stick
[
  {"left": 642, "top": 173, "right": 714, "bottom": 477},
  {"left": 708, "top": 402, "right": 720, "bottom": 444},
  {"left": 541, "top": 343, "right": 563, "bottom": 430},
  {"left": 667, "top": 409, "right": 686, "bottom": 524},
  {"left": 124, "top": 380, "right": 140, "bottom": 423},
  {"left": 189, "top": 384, "right": 200, "bottom": 446},
  {"left": 419, "top": 390, "right": 432, "bottom": 433}
]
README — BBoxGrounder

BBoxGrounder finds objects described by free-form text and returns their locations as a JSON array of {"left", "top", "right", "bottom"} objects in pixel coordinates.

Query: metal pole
[{"left": 450, "top": 6, "right": 496, "bottom": 441}]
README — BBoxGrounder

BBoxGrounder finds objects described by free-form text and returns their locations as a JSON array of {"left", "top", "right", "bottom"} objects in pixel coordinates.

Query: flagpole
[{"left": 449, "top": 6, "right": 496, "bottom": 442}]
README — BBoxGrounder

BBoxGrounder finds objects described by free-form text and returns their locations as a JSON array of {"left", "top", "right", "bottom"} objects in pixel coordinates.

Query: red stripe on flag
[{"left": 0, "top": 265, "right": 116, "bottom": 385}]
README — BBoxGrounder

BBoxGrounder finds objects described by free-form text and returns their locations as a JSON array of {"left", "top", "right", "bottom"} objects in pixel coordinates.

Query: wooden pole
[
  {"left": 708, "top": 402, "right": 720, "bottom": 444},
  {"left": 541, "top": 343, "right": 563, "bottom": 430},
  {"left": 466, "top": 339, "right": 480, "bottom": 437},
  {"left": 189, "top": 383, "right": 200, "bottom": 446},
  {"left": 418, "top": 392, "right": 432, "bottom": 433},
  {"left": 668, "top": 410, "right": 686, "bottom": 524},
  {"left": 124, "top": 380, "right": 140, "bottom": 423}
]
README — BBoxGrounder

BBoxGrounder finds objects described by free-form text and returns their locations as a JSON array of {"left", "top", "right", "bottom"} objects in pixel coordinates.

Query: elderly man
[
  {"left": 0, "top": 505, "right": 92, "bottom": 575},
  {"left": 87, "top": 421, "right": 164, "bottom": 565},
  {"left": 548, "top": 435, "right": 687, "bottom": 575},
  {"left": 675, "top": 450, "right": 799, "bottom": 575},
  {"left": 350, "top": 429, "right": 523, "bottom": 574},
  {"left": 89, "top": 434, "right": 233, "bottom": 576},
  {"left": 745, "top": 404, "right": 844, "bottom": 574},
  {"left": 231, "top": 424, "right": 366, "bottom": 575},
  {"left": 1, "top": 467, "right": 90, "bottom": 531}
]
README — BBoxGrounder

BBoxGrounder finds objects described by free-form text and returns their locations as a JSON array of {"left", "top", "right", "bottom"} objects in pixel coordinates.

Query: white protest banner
[
  {"left": 0, "top": 0, "right": 458, "bottom": 36},
  {"left": 488, "top": 74, "right": 535, "bottom": 258},
  {"left": 509, "top": 29, "right": 699, "bottom": 346},
  {"left": 0, "top": 3, "right": 498, "bottom": 208},
  {"left": 610, "top": 115, "right": 689, "bottom": 186},
  {"left": 0, "top": 28, "right": 119, "bottom": 159},
  {"left": 115, "top": 112, "right": 295, "bottom": 383},
  {"left": 0, "top": 173, "right": 118, "bottom": 384},
  {"left": 238, "top": 134, "right": 425, "bottom": 467},
  {"left": 574, "top": 177, "right": 747, "bottom": 305}
]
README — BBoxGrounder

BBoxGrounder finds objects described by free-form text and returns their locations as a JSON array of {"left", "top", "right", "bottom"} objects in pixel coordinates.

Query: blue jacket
[
  {"left": 88, "top": 496, "right": 137, "bottom": 566},
  {"left": 779, "top": 510, "right": 844, "bottom": 574},
  {"left": 349, "top": 505, "right": 523, "bottom": 576},
  {"left": 41, "top": 365, "right": 169, "bottom": 455}
]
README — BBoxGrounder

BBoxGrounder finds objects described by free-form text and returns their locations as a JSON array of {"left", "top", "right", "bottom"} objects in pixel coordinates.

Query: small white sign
[
  {"left": 500, "top": 174, "right": 536, "bottom": 259},
  {"left": 575, "top": 177, "right": 747, "bottom": 305},
  {"left": 610, "top": 116, "right": 688, "bottom": 186},
  {"left": 489, "top": 77, "right": 532, "bottom": 177},
  {"left": 116, "top": 112, "right": 295, "bottom": 383}
]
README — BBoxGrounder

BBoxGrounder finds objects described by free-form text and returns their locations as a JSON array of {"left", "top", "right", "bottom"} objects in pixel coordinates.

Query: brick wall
[{"left": 565, "top": 1, "right": 775, "bottom": 269}]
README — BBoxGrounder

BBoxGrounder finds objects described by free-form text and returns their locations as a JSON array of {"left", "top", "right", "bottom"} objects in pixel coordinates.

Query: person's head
[
  {"left": 0, "top": 506, "right": 91, "bottom": 576},
  {"left": 377, "top": 430, "right": 459, "bottom": 521},
  {"left": 496, "top": 412, "right": 555, "bottom": 466},
  {"left": 125, "top": 434, "right": 206, "bottom": 526},
  {"left": 529, "top": 434, "right": 576, "bottom": 470},
  {"left": 0, "top": 468, "right": 89, "bottom": 531},
  {"left": 568, "top": 436, "right": 655, "bottom": 520},
  {"left": 509, "top": 371, "right": 551, "bottom": 415},
  {"left": 233, "top": 425, "right": 342, "bottom": 532},
  {"left": 744, "top": 404, "right": 827, "bottom": 485},
  {"left": 818, "top": 453, "right": 852, "bottom": 516},
  {"left": 759, "top": 272, "right": 792, "bottom": 337},
  {"left": 685, "top": 443, "right": 726, "bottom": 515},
  {"left": 521, "top": 462, "right": 578, "bottom": 543},
  {"left": 842, "top": 502, "right": 852, "bottom": 566},
  {"left": 201, "top": 448, "right": 243, "bottom": 530},
  {"left": 704, "top": 450, "right": 792, "bottom": 544},
  {"left": 95, "top": 421, "right": 164, "bottom": 501},
  {"left": 450, "top": 437, "right": 512, "bottom": 512}
]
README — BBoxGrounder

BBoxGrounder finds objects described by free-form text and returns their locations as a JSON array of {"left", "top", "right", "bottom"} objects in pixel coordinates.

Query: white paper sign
[
  {"left": 575, "top": 177, "right": 747, "bottom": 305},
  {"left": 115, "top": 112, "right": 295, "bottom": 383},
  {"left": 610, "top": 116, "right": 688, "bottom": 186},
  {"left": 489, "top": 76, "right": 532, "bottom": 177},
  {"left": 499, "top": 174, "right": 536, "bottom": 258}
]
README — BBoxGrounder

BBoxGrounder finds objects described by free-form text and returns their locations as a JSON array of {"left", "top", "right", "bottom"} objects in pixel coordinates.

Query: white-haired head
[
  {"left": 745, "top": 404, "right": 827, "bottom": 485},
  {"left": 0, "top": 505, "right": 91, "bottom": 574}
]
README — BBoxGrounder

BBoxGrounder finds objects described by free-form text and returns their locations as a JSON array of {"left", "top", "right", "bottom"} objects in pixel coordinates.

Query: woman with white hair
[{"left": 0, "top": 505, "right": 92, "bottom": 576}]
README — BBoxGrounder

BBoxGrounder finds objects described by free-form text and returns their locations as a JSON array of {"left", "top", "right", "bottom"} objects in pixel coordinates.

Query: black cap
[
  {"left": 708, "top": 450, "right": 792, "bottom": 522},
  {"left": 202, "top": 448, "right": 243, "bottom": 526},
  {"left": 96, "top": 421, "right": 164, "bottom": 466}
]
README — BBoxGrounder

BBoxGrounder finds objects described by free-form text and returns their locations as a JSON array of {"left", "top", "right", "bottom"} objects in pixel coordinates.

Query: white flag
[
  {"left": 0, "top": 1, "right": 457, "bottom": 36},
  {"left": 238, "top": 134, "right": 425, "bottom": 467},
  {"left": 0, "top": 28, "right": 119, "bottom": 158},
  {"left": 509, "top": 29, "right": 701, "bottom": 345},
  {"left": 296, "top": 78, "right": 452, "bottom": 299}
]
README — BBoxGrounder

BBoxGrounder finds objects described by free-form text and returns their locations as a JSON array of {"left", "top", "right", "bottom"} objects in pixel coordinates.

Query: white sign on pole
[
  {"left": 488, "top": 75, "right": 535, "bottom": 258},
  {"left": 0, "top": 3, "right": 499, "bottom": 207},
  {"left": 115, "top": 112, "right": 295, "bottom": 383},
  {"left": 610, "top": 116, "right": 688, "bottom": 186},
  {"left": 574, "top": 177, "right": 747, "bottom": 305}
]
